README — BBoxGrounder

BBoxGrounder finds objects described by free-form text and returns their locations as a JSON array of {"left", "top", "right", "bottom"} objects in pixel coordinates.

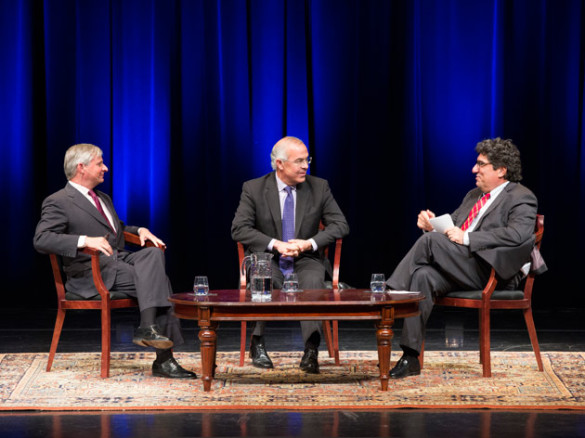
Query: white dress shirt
[
  {"left": 68, "top": 181, "right": 117, "bottom": 247},
  {"left": 267, "top": 174, "right": 318, "bottom": 252},
  {"left": 462, "top": 181, "right": 509, "bottom": 245}
]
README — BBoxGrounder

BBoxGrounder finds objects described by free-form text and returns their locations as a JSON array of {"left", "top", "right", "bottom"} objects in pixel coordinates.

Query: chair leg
[
  {"left": 239, "top": 321, "right": 247, "bottom": 367},
  {"left": 322, "top": 321, "right": 335, "bottom": 358},
  {"left": 478, "top": 309, "right": 484, "bottom": 365},
  {"left": 523, "top": 308, "right": 544, "bottom": 371},
  {"left": 100, "top": 307, "right": 112, "bottom": 378},
  {"left": 46, "top": 308, "right": 66, "bottom": 372},
  {"left": 479, "top": 307, "right": 492, "bottom": 377},
  {"left": 419, "top": 341, "right": 425, "bottom": 369},
  {"left": 332, "top": 320, "right": 340, "bottom": 365}
]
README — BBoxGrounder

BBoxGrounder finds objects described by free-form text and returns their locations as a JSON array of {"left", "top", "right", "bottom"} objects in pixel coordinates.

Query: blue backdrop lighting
[{"left": 1, "top": 0, "right": 584, "bottom": 309}]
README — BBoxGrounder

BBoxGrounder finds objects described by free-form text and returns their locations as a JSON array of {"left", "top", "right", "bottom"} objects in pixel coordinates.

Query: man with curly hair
[{"left": 386, "top": 138, "right": 544, "bottom": 379}]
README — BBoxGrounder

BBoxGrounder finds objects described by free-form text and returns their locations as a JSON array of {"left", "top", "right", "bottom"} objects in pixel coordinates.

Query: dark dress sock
[
  {"left": 400, "top": 345, "right": 420, "bottom": 358},
  {"left": 139, "top": 307, "right": 157, "bottom": 328},
  {"left": 306, "top": 331, "right": 321, "bottom": 349},
  {"left": 155, "top": 348, "right": 173, "bottom": 364}
]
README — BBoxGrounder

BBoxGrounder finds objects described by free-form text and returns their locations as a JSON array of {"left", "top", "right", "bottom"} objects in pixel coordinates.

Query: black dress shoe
[
  {"left": 299, "top": 348, "right": 319, "bottom": 374},
  {"left": 133, "top": 325, "right": 174, "bottom": 349},
  {"left": 250, "top": 336, "right": 274, "bottom": 369},
  {"left": 389, "top": 355, "right": 421, "bottom": 379},
  {"left": 152, "top": 357, "right": 197, "bottom": 379}
]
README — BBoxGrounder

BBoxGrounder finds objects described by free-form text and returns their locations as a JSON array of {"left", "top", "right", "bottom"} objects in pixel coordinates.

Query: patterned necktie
[
  {"left": 461, "top": 192, "right": 490, "bottom": 231},
  {"left": 88, "top": 190, "right": 115, "bottom": 232},
  {"left": 279, "top": 186, "right": 295, "bottom": 275}
]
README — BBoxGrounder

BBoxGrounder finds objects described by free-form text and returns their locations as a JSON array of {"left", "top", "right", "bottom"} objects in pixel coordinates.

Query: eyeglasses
[
  {"left": 475, "top": 160, "right": 492, "bottom": 168},
  {"left": 286, "top": 157, "right": 312, "bottom": 166}
]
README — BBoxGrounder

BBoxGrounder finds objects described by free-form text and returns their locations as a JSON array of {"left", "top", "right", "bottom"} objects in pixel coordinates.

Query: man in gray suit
[
  {"left": 34, "top": 143, "right": 196, "bottom": 379},
  {"left": 386, "top": 138, "right": 541, "bottom": 379},
  {"left": 231, "top": 136, "right": 349, "bottom": 373}
]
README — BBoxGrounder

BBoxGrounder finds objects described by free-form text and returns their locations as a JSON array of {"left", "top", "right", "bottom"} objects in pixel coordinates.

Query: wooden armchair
[
  {"left": 46, "top": 232, "right": 161, "bottom": 378},
  {"left": 420, "top": 214, "right": 545, "bottom": 377},
  {"left": 236, "top": 231, "right": 344, "bottom": 366}
]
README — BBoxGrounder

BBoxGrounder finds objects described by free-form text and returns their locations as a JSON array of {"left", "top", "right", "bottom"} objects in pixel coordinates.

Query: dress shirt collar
[
  {"left": 275, "top": 173, "right": 296, "bottom": 193},
  {"left": 484, "top": 180, "right": 509, "bottom": 200},
  {"left": 68, "top": 180, "right": 96, "bottom": 203}
]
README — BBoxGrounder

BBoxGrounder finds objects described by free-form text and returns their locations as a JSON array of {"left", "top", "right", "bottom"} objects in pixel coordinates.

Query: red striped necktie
[
  {"left": 88, "top": 190, "right": 115, "bottom": 232},
  {"left": 461, "top": 192, "right": 490, "bottom": 231}
]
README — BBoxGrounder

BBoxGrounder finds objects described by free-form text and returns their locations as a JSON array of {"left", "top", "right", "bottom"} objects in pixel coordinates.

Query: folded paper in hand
[{"left": 429, "top": 214, "right": 454, "bottom": 233}]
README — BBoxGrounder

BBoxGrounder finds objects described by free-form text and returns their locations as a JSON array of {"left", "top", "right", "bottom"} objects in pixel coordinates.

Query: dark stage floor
[{"left": 1, "top": 306, "right": 584, "bottom": 437}]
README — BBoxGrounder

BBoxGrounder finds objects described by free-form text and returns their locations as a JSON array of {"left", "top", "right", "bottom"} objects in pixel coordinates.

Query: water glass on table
[
  {"left": 282, "top": 273, "right": 300, "bottom": 292},
  {"left": 370, "top": 273, "right": 386, "bottom": 293},
  {"left": 193, "top": 275, "right": 209, "bottom": 296}
]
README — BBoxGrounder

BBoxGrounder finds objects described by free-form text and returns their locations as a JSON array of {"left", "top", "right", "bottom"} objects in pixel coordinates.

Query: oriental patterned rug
[{"left": 0, "top": 351, "right": 583, "bottom": 411}]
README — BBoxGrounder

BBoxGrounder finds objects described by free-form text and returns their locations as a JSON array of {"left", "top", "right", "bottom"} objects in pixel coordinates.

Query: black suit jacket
[
  {"left": 451, "top": 182, "right": 539, "bottom": 280},
  {"left": 231, "top": 172, "right": 349, "bottom": 265},
  {"left": 33, "top": 183, "right": 139, "bottom": 297}
]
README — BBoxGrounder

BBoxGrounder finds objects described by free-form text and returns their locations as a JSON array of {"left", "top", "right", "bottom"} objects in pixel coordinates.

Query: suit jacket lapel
[
  {"left": 456, "top": 189, "right": 481, "bottom": 228},
  {"left": 265, "top": 174, "right": 282, "bottom": 239},
  {"left": 65, "top": 183, "right": 114, "bottom": 233},
  {"left": 96, "top": 189, "right": 121, "bottom": 235},
  {"left": 475, "top": 182, "right": 515, "bottom": 229},
  {"left": 294, "top": 181, "right": 310, "bottom": 237}
]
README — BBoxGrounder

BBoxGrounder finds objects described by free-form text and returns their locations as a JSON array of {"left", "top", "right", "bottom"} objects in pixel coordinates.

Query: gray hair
[
  {"left": 270, "top": 136, "right": 305, "bottom": 170},
  {"left": 64, "top": 143, "right": 103, "bottom": 180}
]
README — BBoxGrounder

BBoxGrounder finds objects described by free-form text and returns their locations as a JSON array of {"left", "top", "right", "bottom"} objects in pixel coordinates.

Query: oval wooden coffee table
[{"left": 169, "top": 289, "right": 423, "bottom": 391}]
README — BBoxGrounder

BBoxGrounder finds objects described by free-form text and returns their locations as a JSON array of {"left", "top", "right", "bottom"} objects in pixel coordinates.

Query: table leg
[
  {"left": 211, "top": 321, "right": 218, "bottom": 378},
  {"left": 376, "top": 305, "right": 395, "bottom": 391},
  {"left": 198, "top": 307, "right": 217, "bottom": 392}
]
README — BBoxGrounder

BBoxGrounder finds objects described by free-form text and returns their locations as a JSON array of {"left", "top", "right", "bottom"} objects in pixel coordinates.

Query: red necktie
[
  {"left": 88, "top": 190, "right": 115, "bottom": 232},
  {"left": 461, "top": 193, "right": 490, "bottom": 231}
]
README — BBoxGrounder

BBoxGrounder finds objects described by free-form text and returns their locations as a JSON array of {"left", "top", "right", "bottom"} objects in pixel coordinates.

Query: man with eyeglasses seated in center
[{"left": 231, "top": 136, "right": 349, "bottom": 374}]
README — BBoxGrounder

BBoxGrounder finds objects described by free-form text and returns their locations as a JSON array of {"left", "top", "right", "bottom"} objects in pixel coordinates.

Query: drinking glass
[
  {"left": 193, "top": 275, "right": 209, "bottom": 296},
  {"left": 282, "top": 273, "right": 300, "bottom": 292},
  {"left": 370, "top": 273, "right": 386, "bottom": 293}
]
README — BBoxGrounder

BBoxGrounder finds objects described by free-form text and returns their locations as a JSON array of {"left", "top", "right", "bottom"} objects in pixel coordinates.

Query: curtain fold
[{"left": 1, "top": 0, "right": 583, "bottom": 307}]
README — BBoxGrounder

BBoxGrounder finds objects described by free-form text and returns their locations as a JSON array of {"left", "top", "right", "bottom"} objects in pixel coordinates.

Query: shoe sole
[
  {"left": 133, "top": 338, "right": 174, "bottom": 349},
  {"left": 152, "top": 371, "right": 197, "bottom": 379},
  {"left": 389, "top": 370, "right": 421, "bottom": 379},
  {"left": 299, "top": 364, "right": 320, "bottom": 374},
  {"left": 251, "top": 361, "right": 274, "bottom": 369}
]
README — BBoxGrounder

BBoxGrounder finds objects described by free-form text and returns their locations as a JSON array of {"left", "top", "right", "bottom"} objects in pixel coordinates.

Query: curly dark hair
[{"left": 475, "top": 137, "right": 522, "bottom": 182}]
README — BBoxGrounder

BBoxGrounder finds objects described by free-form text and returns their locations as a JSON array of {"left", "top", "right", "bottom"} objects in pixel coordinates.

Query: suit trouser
[
  {"left": 386, "top": 232, "right": 491, "bottom": 353},
  {"left": 113, "top": 247, "right": 184, "bottom": 346},
  {"left": 252, "top": 256, "right": 324, "bottom": 344}
]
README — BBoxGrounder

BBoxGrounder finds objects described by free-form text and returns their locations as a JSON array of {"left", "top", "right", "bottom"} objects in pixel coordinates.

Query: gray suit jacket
[
  {"left": 451, "top": 182, "right": 539, "bottom": 280},
  {"left": 231, "top": 173, "right": 349, "bottom": 265},
  {"left": 33, "top": 183, "right": 139, "bottom": 297}
]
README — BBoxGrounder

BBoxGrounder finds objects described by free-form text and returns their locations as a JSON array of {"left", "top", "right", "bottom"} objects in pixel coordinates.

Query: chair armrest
[
  {"left": 80, "top": 247, "right": 111, "bottom": 300},
  {"left": 78, "top": 232, "right": 163, "bottom": 301},
  {"left": 123, "top": 231, "right": 165, "bottom": 250},
  {"left": 237, "top": 242, "right": 247, "bottom": 289},
  {"left": 481, "top": 269, "right": 498, "bottom": 300},
  {"left": 331, "top": 238, "right": 343, "bottom": 289}
]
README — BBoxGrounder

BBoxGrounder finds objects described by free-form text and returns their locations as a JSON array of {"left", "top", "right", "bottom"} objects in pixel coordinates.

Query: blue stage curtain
[{"left": 1, "top": 0, "right": 584, "bottom": 307}]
